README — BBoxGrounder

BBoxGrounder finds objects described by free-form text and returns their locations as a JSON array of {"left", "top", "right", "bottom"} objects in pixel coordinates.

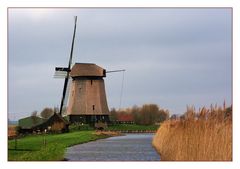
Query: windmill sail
[
  {"left": 61, "top": 78, "right": 72, "bottom": 115},
  {"left": 59, "top": 16, "right": 78, "bottom": 115}
]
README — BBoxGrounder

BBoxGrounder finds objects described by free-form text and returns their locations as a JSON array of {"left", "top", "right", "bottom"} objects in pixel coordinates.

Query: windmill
[{"left": 54, "top": 16, "right": 125, "bottom": 125}]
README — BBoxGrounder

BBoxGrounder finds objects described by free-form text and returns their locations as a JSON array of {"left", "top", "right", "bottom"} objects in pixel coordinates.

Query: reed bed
[
  {"left": 152, "top": 105, "right": 232, "bottom": 161},
  {"left": 8, "top": 125, "right": 17, "bottom": 138}
]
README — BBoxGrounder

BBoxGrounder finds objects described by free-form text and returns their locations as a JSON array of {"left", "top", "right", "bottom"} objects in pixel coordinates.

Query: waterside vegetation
[{"left": 153, "top": 105, "right": 232, "bottom": 161}]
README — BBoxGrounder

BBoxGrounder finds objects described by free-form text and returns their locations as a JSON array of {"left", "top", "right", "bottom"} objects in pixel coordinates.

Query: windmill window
[{"left": 93, "top": 105, "right": 95, "bottom": 110}]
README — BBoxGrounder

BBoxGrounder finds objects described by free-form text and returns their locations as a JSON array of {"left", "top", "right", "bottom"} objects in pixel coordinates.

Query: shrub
[{"left": 69, "top": 123, "right": 94, "bottom": 131}]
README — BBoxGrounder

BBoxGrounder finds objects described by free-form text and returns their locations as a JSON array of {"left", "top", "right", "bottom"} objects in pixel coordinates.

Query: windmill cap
[{"left": 70, "top": 63, "right": 106, "bottom": 77}]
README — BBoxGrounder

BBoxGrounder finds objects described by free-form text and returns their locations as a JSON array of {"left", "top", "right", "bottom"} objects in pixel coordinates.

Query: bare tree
[
  {"left": 31, "top": 111, "right": 38, "bottom": 117},
  {"left": 54, "top": 107, "right": 59, "bottom": 114},
  {"left": 40, "top": 108, "right": 54, "bottom": 119},
  {"left": 110, "top": 108, "right": 118, "bottom": 121},
  {"left": 109, "top": 104, "right": 170, "bottom": 125},
  {"left": 139, "top": 104, "right": 159, "bottom": 125},
  {"left": 30, "top": 111, "right": 38, "bottom": 125}
]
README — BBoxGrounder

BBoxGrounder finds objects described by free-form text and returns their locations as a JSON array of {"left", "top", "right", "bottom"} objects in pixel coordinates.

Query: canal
[{"left": 65, "top": 133, "right": 160, "bottom": 161}]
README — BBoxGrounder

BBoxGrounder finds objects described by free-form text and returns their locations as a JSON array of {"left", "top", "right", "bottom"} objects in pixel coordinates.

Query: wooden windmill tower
[{"left": 54, "top": 16, "right": 125, "bottom": 125}]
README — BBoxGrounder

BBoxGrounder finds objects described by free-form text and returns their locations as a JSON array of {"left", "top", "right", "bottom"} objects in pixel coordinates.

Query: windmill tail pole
[
  {"left": 106, "top": 69, "right": 126, "bottom": 73},
  {"left": 59, "top": 16, "right": 78, "bottom": 115},
  {"left": 106, "top": 69, "right": 126, "bottom": 110}
]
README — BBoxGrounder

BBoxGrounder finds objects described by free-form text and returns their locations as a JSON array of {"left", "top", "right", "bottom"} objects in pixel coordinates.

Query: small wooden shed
[
  {"left": 18, "top": 113, "right": 69, "bottom": 133},
  {"left": 44, "top": 113, "right": 69, "bottom": 133}
]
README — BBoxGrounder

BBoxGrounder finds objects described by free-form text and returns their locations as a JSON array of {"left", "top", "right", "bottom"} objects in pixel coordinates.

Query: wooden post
[
  {"left": 43, "top": 136, "right": 46, "bottom": 147},
  {"left": 14, "top": 137, "right": 17, "bottom": 150},
  {"left": 43, "top": 129, "right": 47, "bottom": 147}
]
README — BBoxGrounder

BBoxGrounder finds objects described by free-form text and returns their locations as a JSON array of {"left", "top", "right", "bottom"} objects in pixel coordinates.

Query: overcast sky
[{"left": 8, "top": 8, "right": 232, "bottom": 120}]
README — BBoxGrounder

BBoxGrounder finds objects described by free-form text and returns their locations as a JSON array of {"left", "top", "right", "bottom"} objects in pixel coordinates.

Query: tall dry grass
[
  {"left": 8, "top": 125, "right": 17, "bottom": 138},
  {"left": 152, "top": 105, "right": 232, "bottom": 161}
]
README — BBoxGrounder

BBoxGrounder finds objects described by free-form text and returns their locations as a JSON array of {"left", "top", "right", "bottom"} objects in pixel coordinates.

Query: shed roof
[
  {"left": 70, "top": 63, "right": 106, "bottom": 77},
  {"left": 48, "top": 113, "right": 69, "bottom": 125},
  {"left": 18, "top": 113, "right": 69, "bottom": 129},
  {"left": 18, "top": 116, "right": 47, "bottom": 129}
]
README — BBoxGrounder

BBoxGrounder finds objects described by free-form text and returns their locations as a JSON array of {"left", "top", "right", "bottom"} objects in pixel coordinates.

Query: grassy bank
[
  {"left": 8, "top": 131, "right": 111, "bottom": 161},
  {"left": 107, "top": 124, "right": 159, "bottom": 131},
  {"left": 152, "top": 106, "right": 232, "bottom": 161}
]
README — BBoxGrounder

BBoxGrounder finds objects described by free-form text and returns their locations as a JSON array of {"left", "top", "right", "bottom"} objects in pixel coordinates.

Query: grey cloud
[{"left": 8, "top": 8, "right": 232, "bottom": 120}]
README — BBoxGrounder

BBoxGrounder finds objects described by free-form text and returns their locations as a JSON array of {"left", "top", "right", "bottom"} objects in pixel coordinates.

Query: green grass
[
  {"left": 107, "top": 124, "right": 159, "bottom": 131},
  {"left": 8, "top": 131, "right": 109, "bottom": 161},
  {"left": 8, "top": 124, "right": 159, "bottom": 161},
  {"left": 69, "top": 123, "right": 94, "bottom": 131}
]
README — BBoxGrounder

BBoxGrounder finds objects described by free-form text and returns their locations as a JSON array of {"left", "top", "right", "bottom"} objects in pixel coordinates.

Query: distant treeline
[
  {"left": 28, "top": 104, "right": 169, "bottom": 125},
  {"left": 110, "top": 104, "right": 170, "bottom": 125}
]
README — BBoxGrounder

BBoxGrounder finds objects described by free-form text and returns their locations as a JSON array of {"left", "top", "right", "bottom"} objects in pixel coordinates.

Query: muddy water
[{"left": 65, "top": 133, "right": 160, "bottom": 161}]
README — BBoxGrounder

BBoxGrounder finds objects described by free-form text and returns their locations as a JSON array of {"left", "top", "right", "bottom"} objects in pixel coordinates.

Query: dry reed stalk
[
  {"left": 152, "top": 105, "right": 232, "bottom": 161},
  {"left": 94, "top": 131, "right": 122, "bottom": 136},
  {"left": 8, "top": 125, "right": 17, "bottom": 137}
]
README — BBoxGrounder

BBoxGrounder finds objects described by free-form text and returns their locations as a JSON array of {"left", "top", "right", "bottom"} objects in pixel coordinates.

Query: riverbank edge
[{"left": 103, "top": 130, "right": 157, "bottom": 133}]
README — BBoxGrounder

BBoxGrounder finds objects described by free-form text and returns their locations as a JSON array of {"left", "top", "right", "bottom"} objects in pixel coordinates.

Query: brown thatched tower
[{"left": 66, "top": 63, "right": 110, "bottom": 124}]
